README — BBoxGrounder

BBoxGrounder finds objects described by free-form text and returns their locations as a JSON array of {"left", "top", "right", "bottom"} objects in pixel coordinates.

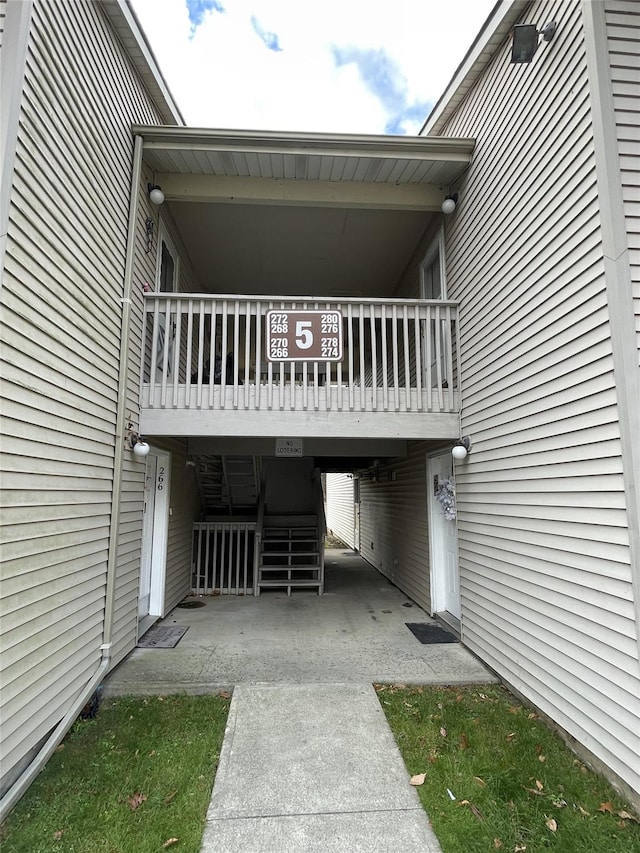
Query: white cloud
[{"left": 130, "top": 0, "right": 495, "bottom": 134}]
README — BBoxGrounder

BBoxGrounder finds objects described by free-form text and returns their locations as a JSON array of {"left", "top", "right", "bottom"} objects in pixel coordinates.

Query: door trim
[
  {"left": 138, "top": 448, "right": 171, "bottom": 638},
  {"left": 427, "top": 450, "right": 461, "bottom": 621}
]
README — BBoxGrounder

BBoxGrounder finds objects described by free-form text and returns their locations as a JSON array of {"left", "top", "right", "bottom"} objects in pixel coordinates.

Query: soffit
[{"left": 134, "top": 127, "right": 475, "bottom": 187}]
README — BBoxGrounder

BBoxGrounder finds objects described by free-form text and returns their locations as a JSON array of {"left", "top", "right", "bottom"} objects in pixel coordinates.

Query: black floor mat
[
  {"left": 137, "top": 626, "right": 189, "bottom": 648},
  {"left": 405, "top": 623, "right": 459, "bottom": 644}
]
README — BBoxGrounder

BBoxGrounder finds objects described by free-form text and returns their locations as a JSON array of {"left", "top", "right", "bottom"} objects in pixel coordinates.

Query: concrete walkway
[
  {"left": 200, "top": 683, "right": 444, "bottom": 853},
  {"left": 103, "top": 552, "right": 496, "bottom": 851}
]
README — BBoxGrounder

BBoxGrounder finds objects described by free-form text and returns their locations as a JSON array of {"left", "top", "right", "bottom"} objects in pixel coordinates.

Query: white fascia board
[
  {"left": 101, "top": 0, "right": 184, "bottom": 125},
  {"left": 421, "top": 1, "right": 530, "bottom": 136}
]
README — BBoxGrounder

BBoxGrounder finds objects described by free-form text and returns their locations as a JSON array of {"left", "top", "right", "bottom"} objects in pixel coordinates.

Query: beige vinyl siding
[
  {"left": 605, "top": 0, "right": 640, "bottom": 360},
  {"left": 325, "top": 473, "right": 355, "bottom": 549},
  {"left": 358, "top": 441, "right": 431, "bottom": 611},
  {"left": 0, "top": 0, "right": 164, "bottom": 787},
  {"left": 431, "top": 0, "right": 640, "bottom": 794}
]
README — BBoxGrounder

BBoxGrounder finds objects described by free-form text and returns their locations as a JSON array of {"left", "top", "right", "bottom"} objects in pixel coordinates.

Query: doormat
[
  {"left": 405, "top": 623, "right": 459, "bottom": 644},
  {"left": 176, "top": 600, "right": 206, "bottom": 608},
  {"left": 137, "top": 626, "right": 189, "bottom": 649}
]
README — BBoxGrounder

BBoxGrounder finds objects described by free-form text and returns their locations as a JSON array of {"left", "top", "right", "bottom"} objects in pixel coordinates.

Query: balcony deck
[{"left": 140, "top": 294, "right": 460, "bottom": 438}]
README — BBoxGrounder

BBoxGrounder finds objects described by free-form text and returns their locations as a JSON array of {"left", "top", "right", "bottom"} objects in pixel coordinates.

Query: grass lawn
[
  {"left": 378, "top": 683, "right": 640, "bottom": 853},
  {"left": 0, "top": 694, "right": 230, "bottom": 853}
]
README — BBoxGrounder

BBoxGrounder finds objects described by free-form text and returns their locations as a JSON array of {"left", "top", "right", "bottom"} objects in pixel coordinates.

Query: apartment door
[
  {"left": 138, "top": 449, "right": 171, "bottom": 638},
  {"left": 427, "top": 451, "right": 461, "bottom": 622}
]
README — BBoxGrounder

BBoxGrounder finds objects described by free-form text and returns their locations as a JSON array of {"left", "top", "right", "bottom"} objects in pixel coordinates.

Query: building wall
[
  {"left": 605, "top": 0, "right": 640, "bottom": 360},
  {"left": 358, "top": 441, "right": 432, "bottom": 613},
  {"left": 110, "top": 172, "right": 204, "bottom": 663},
  {"left": 325, "top": 473, "right": 355, "bottom": 548},
  {"left": 431, "top": 0, "right": 639, "bottom": 796},
  {"left": 0, "top": 0, "right": 165, "bottom": 790}
]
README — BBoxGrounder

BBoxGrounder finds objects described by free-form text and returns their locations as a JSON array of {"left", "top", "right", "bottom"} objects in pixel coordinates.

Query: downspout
[{"left": 0, "top": 134, "right": 145, "bottom": 822}]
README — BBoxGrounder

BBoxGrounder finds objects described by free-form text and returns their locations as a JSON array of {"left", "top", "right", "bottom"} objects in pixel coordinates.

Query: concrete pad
[
  {"left": 200, "top": 683, "right": 443, "bottom": 853},
  {"left": 104, "top": 552, "right": 495, "bottom": 695},
  {"left": 201, "top": 811, "right": 443, "bottom": 852}
]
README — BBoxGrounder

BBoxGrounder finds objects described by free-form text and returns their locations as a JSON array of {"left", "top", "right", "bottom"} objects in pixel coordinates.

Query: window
[{"left": 419, "top": 229, "right": 446, "bottom": 300}]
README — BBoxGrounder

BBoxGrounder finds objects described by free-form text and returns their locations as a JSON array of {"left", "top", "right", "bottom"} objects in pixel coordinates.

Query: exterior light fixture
[
  {"left": 452, "top": 436, "right": 471, "bottom": 461},
  {"left": 130, "top": 434, "right": 151, "bottom": 457},
  {"left": 511, "top": 21, "right": 557, "bottom": 64},
  {"left": 442, "top": 193, "right": 458, "bottom": 214},
  {"left": 147, "top": 183, "right": 164, "bottom": 205}
]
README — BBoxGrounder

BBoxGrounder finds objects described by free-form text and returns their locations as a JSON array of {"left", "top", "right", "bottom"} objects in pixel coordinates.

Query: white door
[
  {"left": 427, "top": 452, "right": 461, "bottom": 621},
  {"left": 138, "top": 449, "right": 171, "bottom": 638}
]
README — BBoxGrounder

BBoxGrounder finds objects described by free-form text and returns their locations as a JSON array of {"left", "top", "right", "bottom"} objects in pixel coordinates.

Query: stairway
[
  {"left": 223, "top": 456, "right": 259, "bottom": 509},
  {"left": 192, "top": 455, "right": 259, "bottom": 515},
  {"left": 256, "top": 515, "right": 324, "bottom": 595}
]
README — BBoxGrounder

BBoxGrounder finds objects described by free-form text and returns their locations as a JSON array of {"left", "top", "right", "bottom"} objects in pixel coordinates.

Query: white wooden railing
[
  {"left": 192, "top": 520, "right": 256, "bottom": 595},
  {"left": 142, "top": 294, "right": 459, "bottom": 413}
]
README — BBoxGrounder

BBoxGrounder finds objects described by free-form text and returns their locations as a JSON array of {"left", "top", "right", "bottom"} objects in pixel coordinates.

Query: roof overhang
[
  {"left": 101, "top": 1, "right": 184, "bottom": 125},
  {"left": 421, "top": 0, "right": 530, "bottom": 135},
  {"left": 134, "top": 126, "right": 475, "bottom": 211}
]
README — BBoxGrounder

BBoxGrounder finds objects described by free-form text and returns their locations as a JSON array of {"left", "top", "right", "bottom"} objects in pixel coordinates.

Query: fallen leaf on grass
[
  {"left": 493, "top": 838, "right": 503, "bottom": 849},
  {"left": 459, "top": 732, "right": 469, "bottom": 750},
  {"left": 598, "top": 802, "right": 614, "bottom": 814},
  {"left": 578, "top": 806, "right": 591, "bottom": 817},
  {"left": 538, "top": 755, "right": 546, "bottom": 763},
  {"left": 164, "top": 790, "right": 178, "bottom": 805},
  {"left": 459, "top": 799, "right": 484, "bottom": 820},
  {"left": 440, "top": 727, "right": 447, "bottom": 738},
  {"left": 505, "top": 732, "right": 517, "bottom": 742},
  {"left": 162, "top": 839, "right": 179, "bottom": 848},
  {"left": 219, "top": 690, "right": 231, "bottom": 699},
  {"left": 473, "top": 776, "right": 486, "bottom": 787},
  {"left": 410, "top": 773, "right": 426, "bottom": 786},
  {"left": 535, "top": 780, "right": 544, "bottom": 791},
  {"left": 618, "top": 810, "right": 640, "bottom": 823},
  {"left": 53, "top": 830, "right": 64, "bottom": 840},
  {"left": 523, "top": 786, "right": 544, "bottom": 797},
  {"left": 553, "top": 798, "right": 567, "bottom": 809},
  {"left": 127, "top": 792, "right": 147, "bottom": 810},
  {"left": 514, "top": 845, "right": 527, "bottom": 852},
  {"left": 545, "top": 817, "right": 558, "bottom": 832}
]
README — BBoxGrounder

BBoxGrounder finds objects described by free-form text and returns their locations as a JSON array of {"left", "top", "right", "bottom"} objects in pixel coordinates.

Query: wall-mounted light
[
  {"left": 129, "top": 434, "right": 150, "bottom": 457},
  {"left": 452, "top": 436, "right": 471, "bottom": 461},
  {"left": 147, "top": 183, "right": 164, "bottom": 205},
  {"left": 442, "top": 193, "right": 458, "bottom": 214},
  {"left": 511, "top": 21, "right": 557, "bottom": 64}
]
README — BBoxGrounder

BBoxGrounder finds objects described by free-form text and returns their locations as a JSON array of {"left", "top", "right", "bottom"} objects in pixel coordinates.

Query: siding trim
[
  {"left": 583, "top": 0, "right": 640, "bottom": 669},
  {"left": 0, "top": 0, "right": 32, "bottom": 283}
]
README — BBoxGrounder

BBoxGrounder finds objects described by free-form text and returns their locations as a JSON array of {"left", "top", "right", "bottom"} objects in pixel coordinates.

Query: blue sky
[{"left": 131, "top": 0, "right": 496, "bottom": 135}]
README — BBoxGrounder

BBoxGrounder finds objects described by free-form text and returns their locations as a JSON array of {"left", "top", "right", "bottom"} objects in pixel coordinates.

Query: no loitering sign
[{"left": 266, "top": 309, "right": 343, "bottom": 362}]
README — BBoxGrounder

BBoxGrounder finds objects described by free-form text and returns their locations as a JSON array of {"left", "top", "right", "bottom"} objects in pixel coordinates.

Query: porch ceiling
[{"left": 135, "top": 127, "right": 475, "bottom": 297}]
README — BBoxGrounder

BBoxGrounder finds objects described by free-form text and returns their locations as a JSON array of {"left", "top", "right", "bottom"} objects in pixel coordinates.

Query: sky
[{"left": 130, "top": 0, "right": 497, "bottom": 136}]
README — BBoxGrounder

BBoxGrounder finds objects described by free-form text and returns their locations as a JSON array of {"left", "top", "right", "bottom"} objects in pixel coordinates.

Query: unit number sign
[{"left": 266, "top": 310, "right": 343, "bottom": 362}]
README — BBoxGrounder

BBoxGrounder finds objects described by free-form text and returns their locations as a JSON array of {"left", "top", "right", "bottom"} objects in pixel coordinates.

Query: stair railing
[{"left": 253, "top": 469, "right": 267, "bottom": 596}]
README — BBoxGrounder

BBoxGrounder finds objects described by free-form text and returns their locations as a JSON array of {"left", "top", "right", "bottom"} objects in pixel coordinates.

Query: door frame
[
  {"left": 426, "top": 449, "right": 461, "bottom": 626},
  {"left": 138, "top": 448, "right": 171, "bottom": 638}
]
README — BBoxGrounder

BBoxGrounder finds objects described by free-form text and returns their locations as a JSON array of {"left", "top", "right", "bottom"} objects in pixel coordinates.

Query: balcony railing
[{"left": 141, "top": 294, "right": 459, "bottom": 415}]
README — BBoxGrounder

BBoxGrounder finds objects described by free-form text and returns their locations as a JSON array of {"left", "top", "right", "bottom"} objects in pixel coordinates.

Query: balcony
[{"left": 140, "top": 294, "right": 460, "bottom": 438}]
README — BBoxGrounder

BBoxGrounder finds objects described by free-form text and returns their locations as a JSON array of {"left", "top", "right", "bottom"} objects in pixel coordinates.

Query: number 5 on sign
[{"left": 296, "top": 321, "right": 313, "bottom": 349}]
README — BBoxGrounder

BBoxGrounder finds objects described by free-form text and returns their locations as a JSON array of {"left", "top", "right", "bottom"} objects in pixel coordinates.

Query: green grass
[
  {"left": 377, "top": 684, "right": 640, "bottom": 853},
  {"left": 0, "top": 694, "right": 230, "bottom": 853}
]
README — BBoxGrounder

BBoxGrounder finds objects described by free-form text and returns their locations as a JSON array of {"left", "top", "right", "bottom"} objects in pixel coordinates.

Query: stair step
[{"left": 258, "top": 579, "right": 322, "bottom": 588}]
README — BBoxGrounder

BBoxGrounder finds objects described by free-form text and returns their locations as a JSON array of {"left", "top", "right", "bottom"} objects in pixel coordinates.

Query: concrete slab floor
[{"left": 104, "top": 551, "right": 495, "bottom": 696}]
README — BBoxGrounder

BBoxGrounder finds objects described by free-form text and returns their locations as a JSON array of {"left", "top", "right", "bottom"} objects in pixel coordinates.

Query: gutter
[{"left": 0, "top": 134, "right": 145, "bottom": 823}]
